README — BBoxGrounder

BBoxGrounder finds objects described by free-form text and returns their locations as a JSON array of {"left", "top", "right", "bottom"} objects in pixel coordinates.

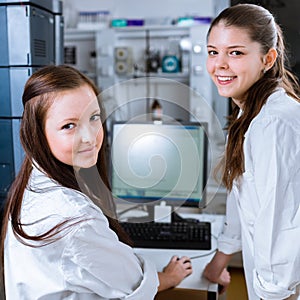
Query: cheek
[
  {"left": 240, "top": 68, "right": 262, "bottom": 90},
  {"left": 240, "top": 59, "right": 263, "bottom": 80},
  {"left": 96, "top": 126, "right": 104, "bottom": 150},
  {"left": 47, "top": 132, "right": 74, "bottom": 164},
  {"left": 206, "top": 59, "right": 214, "bottom": 75}
]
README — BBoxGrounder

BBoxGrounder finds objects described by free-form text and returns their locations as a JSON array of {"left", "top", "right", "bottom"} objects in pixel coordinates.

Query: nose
[
  {"left": 215, "top": 53, "right": 229, "bottom": 69},
  {"left": 79, "top": 125, "right": 95, "bottom": 144}
]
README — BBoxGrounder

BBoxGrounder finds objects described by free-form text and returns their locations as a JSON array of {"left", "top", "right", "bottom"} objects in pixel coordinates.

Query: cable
[
  {"left": 189, "top": 248, "right": 217, "bottom": 260},
  {"left": 189, "top": 233, "right": 218, "bottom": 259},
  {"left": 117, "top": 204, "right": 148, "bottom": 220}
]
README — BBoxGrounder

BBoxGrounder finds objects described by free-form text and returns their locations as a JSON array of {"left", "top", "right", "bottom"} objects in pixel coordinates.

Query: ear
[{"left": 263, "top": 48, "right": 277, "bottom": 71}]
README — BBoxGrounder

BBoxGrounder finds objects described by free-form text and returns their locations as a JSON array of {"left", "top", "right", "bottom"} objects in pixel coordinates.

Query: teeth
[{"left": 218, "top": 76, "right": 234, "bottom": 81}]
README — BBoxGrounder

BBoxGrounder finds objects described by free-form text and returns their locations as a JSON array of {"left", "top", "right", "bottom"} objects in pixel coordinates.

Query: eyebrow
[
  {"left": 59, "top": 117, "right": 78, "bottom": 124},
  {"left": 59, "top": 109, "right": 101, "bottom": 124},
  {"left": 91, "top": 109, "right": 101, "bottom": 115},
  {"left": 207, "top": 44, "right": 247, "bottom": 49}
]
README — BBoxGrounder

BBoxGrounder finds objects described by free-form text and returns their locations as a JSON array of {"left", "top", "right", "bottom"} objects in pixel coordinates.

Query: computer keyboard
[{"left": 120, "top": 221, "right": 211, "bottom": 250}]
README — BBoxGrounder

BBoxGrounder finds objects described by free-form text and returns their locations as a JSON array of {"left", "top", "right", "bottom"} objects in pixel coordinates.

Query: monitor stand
[
  {"left": 149, "top": 202, "right": 198, "bottom": 223},
  {"left": 123, "top": 202, "right": 200, "bottom": 223}
]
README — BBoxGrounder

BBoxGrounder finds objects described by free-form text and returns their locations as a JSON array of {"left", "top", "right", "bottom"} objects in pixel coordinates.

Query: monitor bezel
[{"left": 108, "top": 120, "right": 208, "bottom": 208}]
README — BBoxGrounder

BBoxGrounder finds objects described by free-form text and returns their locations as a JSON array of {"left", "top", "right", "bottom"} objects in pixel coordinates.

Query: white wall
[{"left": 62, "top": 0, "right": 229, "bottom": 28}]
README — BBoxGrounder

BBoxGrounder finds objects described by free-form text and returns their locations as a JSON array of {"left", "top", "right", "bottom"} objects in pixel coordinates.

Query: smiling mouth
[
  {"left": 78, "top": 147, "right": 95, "bottom": 153},
  {"left": 217, "top": 75, "right": 237, "bottom": 83}
]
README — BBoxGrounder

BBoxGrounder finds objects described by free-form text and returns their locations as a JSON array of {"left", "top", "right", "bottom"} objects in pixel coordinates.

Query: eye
[
  {"left": 90, "top": 114, "right": 101, "bottom": 122},
  {"left": 230, "top": 50, "right": 244, "bottom": 56},
  {"left": 62, "top": 123, "right": 75, "bottom": 130},
  {"left": 207, "top": 50, "right": 218, "bottom": 56}
]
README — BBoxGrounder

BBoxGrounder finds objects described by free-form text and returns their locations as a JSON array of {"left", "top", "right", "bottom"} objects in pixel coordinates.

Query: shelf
[
  {"left": 64, "top": 28, "right": 99, "bottom": 41},
  {"left": 117, "top": 73, "right": 190, "bottom": 85},
  {"left": 65, "top": 24, "right": 195, "bottom": 40},
  {"left": 114, "top": 25, "right": 190, "bottom": 39}
]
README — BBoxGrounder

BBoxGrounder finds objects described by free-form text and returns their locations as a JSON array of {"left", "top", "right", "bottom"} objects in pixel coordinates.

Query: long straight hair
[
  {"left": 0, "top": 65, "right": 132, "bottom": 290},
  {"left": 208, "top": 4, "right": 300, "bottom": 190}
]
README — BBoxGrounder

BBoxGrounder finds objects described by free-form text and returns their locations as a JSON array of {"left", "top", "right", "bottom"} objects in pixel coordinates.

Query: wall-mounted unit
[
  {"left": 96, "top": 25, "right": 227, "bottom": 131},
  {"left": 0, "top": 0, "right": 64, "bottom": 204}
]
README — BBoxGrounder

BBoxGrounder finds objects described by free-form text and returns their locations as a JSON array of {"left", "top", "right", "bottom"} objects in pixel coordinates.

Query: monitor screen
[{"left": 110, "top": 121, "right": 208, "bottom": 208}]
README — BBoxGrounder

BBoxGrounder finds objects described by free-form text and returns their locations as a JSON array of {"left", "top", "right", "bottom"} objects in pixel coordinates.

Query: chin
[
  {"left": 219, "top": 91, "right": 236, "bottom": 99},
  {"left": 75, "top": 160, "right": 98, "bottom": 170}
]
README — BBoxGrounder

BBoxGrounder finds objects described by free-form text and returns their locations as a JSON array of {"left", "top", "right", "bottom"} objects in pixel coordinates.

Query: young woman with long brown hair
[
  {"left": 0, "top": 65, "right": 192, "bottom": 299},
  {"left": 203, "top": 4, "right": 300, "bottom": 300}
]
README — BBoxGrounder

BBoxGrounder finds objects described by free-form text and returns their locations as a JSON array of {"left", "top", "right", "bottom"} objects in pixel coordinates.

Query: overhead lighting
[{"left": 193, "top": 44, "right": 202, "bottom": 54}]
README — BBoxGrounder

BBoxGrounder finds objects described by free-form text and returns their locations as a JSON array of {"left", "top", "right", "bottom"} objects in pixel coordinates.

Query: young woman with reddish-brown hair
[{"left": 0, "top": 65, "right": 192, "bottom": 299}]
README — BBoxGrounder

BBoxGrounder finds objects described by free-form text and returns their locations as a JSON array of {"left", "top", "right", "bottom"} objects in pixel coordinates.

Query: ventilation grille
[{"left": 34, "top": 39, "right": 46, "bottom": 57}]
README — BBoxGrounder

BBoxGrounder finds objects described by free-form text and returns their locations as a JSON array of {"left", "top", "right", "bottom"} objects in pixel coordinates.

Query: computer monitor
[{"left": 109, "top": 121, "right": 208, "bottom": 209}]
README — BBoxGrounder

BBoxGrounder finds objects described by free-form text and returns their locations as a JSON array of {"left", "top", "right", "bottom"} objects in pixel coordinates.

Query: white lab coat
[
  {"left": 218, "top": 89, "right": 300, "bottom": 300},
  {"left": 4, "top": 166, "right": 159, "bottom": 299}
]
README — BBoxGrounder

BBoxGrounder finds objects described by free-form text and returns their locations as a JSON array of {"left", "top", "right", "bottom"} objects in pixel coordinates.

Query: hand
[
  {"left": 216, "top": 268, "right": 231, "bottom": 294},
  {"left": 203, "top": 250, "right": 232, "bottom": 294},
  {"left": 203, "top": 265, "right": 231, "bottom": 294},
  {"left": 158, "top": 255, "right": 193, "bottom": 292}
]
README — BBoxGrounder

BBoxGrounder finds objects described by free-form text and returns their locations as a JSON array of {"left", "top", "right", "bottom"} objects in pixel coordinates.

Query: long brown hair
[
  {"left": 208, "top": 4, "right": 300, "bottom": 190},
  {"left": 1, "top": 65, "right": 131, "bottom": 252}
]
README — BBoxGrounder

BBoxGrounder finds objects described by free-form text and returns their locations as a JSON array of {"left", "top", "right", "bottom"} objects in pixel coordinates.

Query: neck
[{"left": 232, "top": 98, "right": 244, "bottom": 110}]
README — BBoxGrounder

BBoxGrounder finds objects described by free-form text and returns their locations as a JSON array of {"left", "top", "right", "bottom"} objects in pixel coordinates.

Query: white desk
[{"left": 130, "top": 213, "right": 225, "bottom": 299}]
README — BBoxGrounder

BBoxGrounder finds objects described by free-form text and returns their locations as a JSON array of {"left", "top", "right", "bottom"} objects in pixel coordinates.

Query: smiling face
[
  {"left": 45, "top": 84, "right": 103, "bottom": 170},
  {"left": 206, "top": 23, "right": 268, "bottom": 107}
]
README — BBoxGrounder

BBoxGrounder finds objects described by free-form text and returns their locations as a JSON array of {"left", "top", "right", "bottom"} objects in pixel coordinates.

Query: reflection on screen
[{"left": 110, "top": 122, "right": 207, "bottom": 207}]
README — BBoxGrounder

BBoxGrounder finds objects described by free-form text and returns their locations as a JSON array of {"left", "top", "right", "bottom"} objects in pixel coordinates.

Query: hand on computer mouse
[
  {"left": 157, "top": 255, "right": 193, "bottom": 292},
  {"left": 176, "top": 256, "right": 192, "bottom": 266}
]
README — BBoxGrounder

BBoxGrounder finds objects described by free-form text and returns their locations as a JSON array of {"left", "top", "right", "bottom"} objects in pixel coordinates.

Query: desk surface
[{"left": 133, "top": 213, "right": 225, "bottom": 297}]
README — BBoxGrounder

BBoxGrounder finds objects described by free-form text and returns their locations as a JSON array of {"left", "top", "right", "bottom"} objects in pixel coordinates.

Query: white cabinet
[
  {"left": 64, "top": 28, "right": 98, "bottom": 82},
  {"left": 64, "top": 24, "right": 227, "bottom": 141},
  {"left": 95, "top": 25, "right": 223, "bottom": 125}
]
